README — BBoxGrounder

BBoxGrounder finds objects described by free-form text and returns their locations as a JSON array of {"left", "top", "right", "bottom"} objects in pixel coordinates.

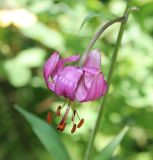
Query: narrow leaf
[
  {"left": 79, "top": 11, "right": 117, "bottom": 32},
  {"left": 79, "top": 13, "right": 101, "bottom": 32},
  {"left": 15, "top": 105, "right": 70, "bottom": 160},
  {"left": 94, "top": 126, "right": 129, "bottom": 160}
]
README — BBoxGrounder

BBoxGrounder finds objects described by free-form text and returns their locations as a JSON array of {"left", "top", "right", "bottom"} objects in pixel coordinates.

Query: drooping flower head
[{"left": 43, "top": 49, "right": 107, "bottom": 133}]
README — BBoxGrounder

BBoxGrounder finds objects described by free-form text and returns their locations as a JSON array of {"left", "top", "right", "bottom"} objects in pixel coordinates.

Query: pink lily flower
[{"left": 43, "top": 49, "right": 107, "bottom": 133}]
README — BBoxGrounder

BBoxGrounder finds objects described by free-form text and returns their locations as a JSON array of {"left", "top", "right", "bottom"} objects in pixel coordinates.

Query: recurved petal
[
  {"left": 76, "top": 72, "right": 107, "bottom": 102},
  {"left": 62, "top": 55, "right": 80, "bottom": 63},
  {"left": 53, "top": 54, "right": 80, "bottom": 77},
  {"left": 83, "top": 49, "right": 101, "bottom": 70},
  {"left": 83, "top": 73, "right": 107, "bottom": 102},
  {"left": 55, "top": 66, "right": 83, "bottom": 100},
  {"left": 75, "top": 71, "right": 93, "bottom": 102},
  {"left": 43, "top": 52, "right": 59, "bottom": 90}
]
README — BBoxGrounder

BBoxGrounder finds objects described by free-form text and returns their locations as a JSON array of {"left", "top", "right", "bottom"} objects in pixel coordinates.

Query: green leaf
[
  {"left": 20, "top": 22, "right": 65, "bottom": 51},
  {"left": 79, "top": 11, "right": 117, "bottom": 32},
  {"left": 3, "top": 60, "right": 31, "bottom": 87},
  {"left": 3, "top": 47, "right": 45, "bottom": 87},
  {"left": 94, "top": 126, "right": 129, "bottom": 160},
  {"left": 15, "top": 105, "right": 70, "bottom": 160},
  {"left": 16, "top": 48, "right": 46, "bottom": 68}
]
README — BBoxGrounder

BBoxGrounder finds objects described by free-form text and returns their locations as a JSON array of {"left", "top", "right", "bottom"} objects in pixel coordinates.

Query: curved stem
[
  {"left": 79, "top": 16, "right": 124, "bottom": 66},
  {"left": 84, "top": 1, "right": 131, "bottom": 160}
]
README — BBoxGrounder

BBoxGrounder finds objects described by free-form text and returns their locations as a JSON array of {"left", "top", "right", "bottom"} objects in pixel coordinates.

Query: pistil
[{"left": 57, "top": 104, "right": 70, "bottom": 131}]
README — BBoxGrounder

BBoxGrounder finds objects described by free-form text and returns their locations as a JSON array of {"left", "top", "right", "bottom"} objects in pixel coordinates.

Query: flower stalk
[
  {"left": 79, "top": 16, "right": 124, "bottom": 66},
  {"left": 84, "top": 1, "right": 132, "bottom": 160}
]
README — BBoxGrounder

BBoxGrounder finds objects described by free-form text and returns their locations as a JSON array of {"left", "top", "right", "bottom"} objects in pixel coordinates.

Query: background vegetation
[{"left": 0, "top": 0, "right": 153, "bottom": 160}]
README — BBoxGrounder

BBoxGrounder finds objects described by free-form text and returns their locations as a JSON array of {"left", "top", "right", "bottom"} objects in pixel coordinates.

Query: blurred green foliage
[{"left": 0, "top": 0, "right": 153, "bottom": 160}]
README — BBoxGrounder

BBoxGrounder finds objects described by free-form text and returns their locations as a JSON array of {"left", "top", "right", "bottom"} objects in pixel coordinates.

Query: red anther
[
  {"left": 71, "top": 124, "right": 76, "bottom": 134},
  {"left": 56, "top": 106, "right": 61, "bottom": 116},
  {"left": 57, "top": 122, "right": 66, "bottom": 131},
  {"left": 47, "top": 112, "right": 52, "bottom": 124},
  {"left": 77, "top": 119, "right": 84, "bottom": 128}
]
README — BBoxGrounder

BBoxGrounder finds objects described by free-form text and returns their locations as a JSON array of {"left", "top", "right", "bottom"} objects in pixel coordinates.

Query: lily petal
[
  {"left": 43, "top": 52, "right": 59, "bottom": 90},
  {"left": 83, "top": 73, "right": 107, "bottom": 102},
  {"left": 55, "top": 66, "right": 83, "bottom": 100},
  {"left": 52, "top": 54, "right": 80, "bottom": 83},
  {"left": 76, "top": 72, "right": 107, "bottom": 102},
  {"left": 83, "top": 49, "right": 101, "bottom": 70},
  {"left": 62, "top": 55, "right": 80, "bottom": 63}
]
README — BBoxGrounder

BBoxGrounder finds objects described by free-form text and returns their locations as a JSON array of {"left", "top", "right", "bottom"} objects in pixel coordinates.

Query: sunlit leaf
[
  {"left": 28, "top": 0, "right": 53, "bottom": 13},
  {"left": 0, "top": 0, "right": 53, "bottom": 12},
  {"left": 94, "top": 126, "right": 129, "bottom": 160},
  {"left": 15, "top": 105, "right": 71, "bottom": 160},
  {"left": 3, "top": 47, "right": 45, "bottom": 87},
  {"left": 20, "top": 22, "right": 65, "bottom": 51},
  {"left": 16, "top": 48, "right": 46, "bottom": 68},
  {"left": 3, "top": 60, "right": 31, "bottom": 87}
]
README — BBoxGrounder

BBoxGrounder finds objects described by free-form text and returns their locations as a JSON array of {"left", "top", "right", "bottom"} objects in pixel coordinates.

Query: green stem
[
  {"left": 79, "top": 16, "right": 124, "bottom": 66},
  {"left": 84, "top": 1, "right": 131, "bottom": 160}
]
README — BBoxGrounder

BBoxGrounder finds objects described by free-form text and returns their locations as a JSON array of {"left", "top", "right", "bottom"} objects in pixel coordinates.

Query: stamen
[
  {"left": 77, "top": 119, "right": 84, "bottom": 128},
  {"left": 56, "top": 101, "right": 84, "bottom": 133},
  {"left": 46, "top": 112, "right": 52, "bottom": 124},
  {"left": 56, "top": 105, "right": 61, "bottom": 116},
  {"left": 56, "top": 101, "right": 67, "bottom": 116},
  {"left": 72, "top": 110, "right": 76, "bottom": 122},
  {"left": 71, "top": 124, "right": 76, "bottom": 134},
  {"left": 75, "top": 110, "right": 81, "bottom": 120}
]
